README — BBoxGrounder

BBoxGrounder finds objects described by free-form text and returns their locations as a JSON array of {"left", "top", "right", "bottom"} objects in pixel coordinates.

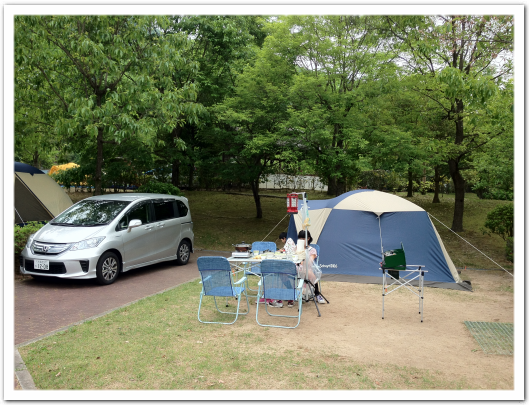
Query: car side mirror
[{"left": 128, "top": 219, "right": 142, "bottom": 231}]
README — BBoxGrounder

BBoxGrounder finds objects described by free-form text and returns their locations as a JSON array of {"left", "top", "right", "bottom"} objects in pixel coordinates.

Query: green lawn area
[{"left": 18, "top": 279, "right": 474, "bottom": 390}]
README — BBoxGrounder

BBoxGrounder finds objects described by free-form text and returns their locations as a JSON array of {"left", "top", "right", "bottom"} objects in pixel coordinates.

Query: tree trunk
[
  {"left": 32, "top": 150, "right": 39, "bottom": 169},
  {"left": 327, "top": 176, "right": 337, "bottom": 196},
  {"left": 171, "top": 125, "right": 182, "bottom": 187},
  {"left": 171, "top": 160, "right": 180, "bottom": 187},
  {"left": 336, "top": 178, "right": 346, "bottom": 196},
  {"left": 406, "top": 168, "right": 413, "bottom": 197},
  {"left": 94, "top": 127, "right": 104, "bottom": 195},
  {"left": 187, "top": 163, "right": 194, "bottom": 191},
  {"left": 432, "top": 166, "right": 441, "bottom": 203},
  {"left": 449, "top": 99, "right": 465, "bottom": 232},
  {"left": 448, "top": 158, "right": 465, "bottom": 231},
  {"left": 250, "top": 179, "right": 263, "bottom": 219}
]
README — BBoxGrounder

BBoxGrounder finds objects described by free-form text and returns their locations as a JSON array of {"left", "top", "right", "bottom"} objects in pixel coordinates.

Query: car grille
[
  {"left": 31, "top": 241, "right": 71, "bottom": 256},
  {"left": 24, "top": 260, "right": 67, "bottom": 274},
  {"left": 79, "top": 260, "right": 89, "bottom": 273}
]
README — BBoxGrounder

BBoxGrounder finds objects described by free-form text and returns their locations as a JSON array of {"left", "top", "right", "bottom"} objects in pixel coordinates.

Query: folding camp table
[
  {"left": 381, "top": 265, "right": 427, "bottom": 322},
  {"left": 379, "top": 243, "right": 427, "bottom": 322}
]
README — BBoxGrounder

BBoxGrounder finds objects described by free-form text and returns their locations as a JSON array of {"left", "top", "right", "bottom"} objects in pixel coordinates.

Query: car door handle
[
  {"left": 145, "top": 225, "right": 153, "bottom": 230},
  {"left": 157, "top": 223, "right": 164, "bottom": 228}
]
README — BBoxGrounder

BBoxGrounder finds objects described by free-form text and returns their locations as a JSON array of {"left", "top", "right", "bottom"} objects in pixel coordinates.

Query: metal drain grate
[{"left": 464, "top": 321, "right": 513, "bottom": 355}]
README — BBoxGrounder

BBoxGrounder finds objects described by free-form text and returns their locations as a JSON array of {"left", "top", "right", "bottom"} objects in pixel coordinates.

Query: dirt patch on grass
[{"left": 244, "top": 269, "right": 514, "bottom": 389}]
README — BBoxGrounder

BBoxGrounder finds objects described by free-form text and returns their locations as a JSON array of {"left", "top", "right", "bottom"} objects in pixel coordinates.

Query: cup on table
[{"left": 253, "top": 250, "right": 259, "bottom": 257}]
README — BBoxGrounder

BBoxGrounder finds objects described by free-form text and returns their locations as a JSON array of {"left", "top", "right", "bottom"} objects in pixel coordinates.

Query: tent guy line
[{"left": 427, "top": 213, "right": 513, "bottom": 277}]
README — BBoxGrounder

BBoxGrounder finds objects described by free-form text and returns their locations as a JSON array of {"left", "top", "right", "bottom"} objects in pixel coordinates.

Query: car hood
[{"left": 35, "top": 224, "right": 107, "bottom": 243}]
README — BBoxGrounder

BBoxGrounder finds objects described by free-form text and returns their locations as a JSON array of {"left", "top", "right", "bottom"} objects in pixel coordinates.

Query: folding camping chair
[
  {"left": 197, "top": 256, "right": 249, "bottom": 325},
  {"left": 380, "top": 243, "right": 427, "bottom": 322},
  {"left": 244, "top": 241, "right": 277, "bottom": 296},
  {"left": 256, "top": 259, "right": 304, "bottom": 329}
]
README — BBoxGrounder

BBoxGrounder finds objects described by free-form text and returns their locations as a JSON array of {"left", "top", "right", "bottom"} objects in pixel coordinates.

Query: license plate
[{"left": 34, "top": 260, "right": 49, "bottom": 270}]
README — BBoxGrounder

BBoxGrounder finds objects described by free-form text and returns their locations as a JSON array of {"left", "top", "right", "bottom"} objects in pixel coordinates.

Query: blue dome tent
[{"left": 287, "top": 190, "right": 471, "bottom": 291}]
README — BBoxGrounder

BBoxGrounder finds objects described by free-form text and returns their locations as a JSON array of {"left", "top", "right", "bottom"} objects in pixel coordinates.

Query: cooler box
[{"left": 381, "top": 243, "right": 406, "bottom": 279}]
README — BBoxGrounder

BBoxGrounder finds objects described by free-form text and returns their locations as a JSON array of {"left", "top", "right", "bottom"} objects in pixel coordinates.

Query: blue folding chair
[
  {"left": 197, "top": 256, "right": 249, "bottom": 325},
  {"left": 244, "top": 241, "right": 277, "bottom": 296},
  {"left": 256, "top": 259, "right": 304, "bottom": 329}
]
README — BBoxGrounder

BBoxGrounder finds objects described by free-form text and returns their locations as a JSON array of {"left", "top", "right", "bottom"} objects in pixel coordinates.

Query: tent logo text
[{"left": 320, "top": 264, "right": 338, "bottom": 269}]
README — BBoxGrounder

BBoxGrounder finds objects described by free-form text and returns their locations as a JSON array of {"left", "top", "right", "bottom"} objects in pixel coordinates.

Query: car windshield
[{"left": 51, "top": 200, "right": 130, "bottom": 226}]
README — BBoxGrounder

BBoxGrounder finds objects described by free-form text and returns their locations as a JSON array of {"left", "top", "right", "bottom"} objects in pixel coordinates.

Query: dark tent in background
[
  {"left": 287, "top": 190, "right": 471, "bottom": 291},
  {"left": 14, "top": 162, "right": 73, "bottom": 224}
]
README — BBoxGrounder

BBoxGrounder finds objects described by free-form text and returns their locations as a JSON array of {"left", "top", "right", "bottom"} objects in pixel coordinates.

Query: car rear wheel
[
  {"left": 175, "top": 240, "right": 191, "bottom": 265},
  {"left": 96, "top": 252, "right": 120, "bottom": 285}
]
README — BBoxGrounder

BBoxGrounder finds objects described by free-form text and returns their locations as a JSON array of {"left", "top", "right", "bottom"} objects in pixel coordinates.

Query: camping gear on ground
[
  {"left": 15, "top": 162, "right": 73, "bottom": 224},
  {"left": 256, "top": 259, "right": 304, "bottom": 329},
  {"left": 286, "top": 189, "right": 470, "bottom": 291},
  {"left": 197, "top": 256, "right": 249, "bottom": 325}
]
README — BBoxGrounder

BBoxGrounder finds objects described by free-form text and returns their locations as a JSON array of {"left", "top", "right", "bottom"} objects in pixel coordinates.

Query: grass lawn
[{"left": 18, "top": 278, "right": 477, "bottom": 390}]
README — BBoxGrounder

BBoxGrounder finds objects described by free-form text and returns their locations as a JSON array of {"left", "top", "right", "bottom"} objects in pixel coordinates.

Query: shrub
[
  {"left": 15, "top": 221, "right": 46, "bottom": 255},
  {"left": 481, "top": 189, "right": 513, "bottom": 201},
  {"left": 483, "top": 204, "right": 514, "bottom": 263},
  {"left": 137, "top": 181, "right": 183, "bottom": 196},
  {"left": 417, "top": 180, "right": 434, "bottom": 195},
  {"left": 484, "top": 204, "right": 514, "bottom": 241}
]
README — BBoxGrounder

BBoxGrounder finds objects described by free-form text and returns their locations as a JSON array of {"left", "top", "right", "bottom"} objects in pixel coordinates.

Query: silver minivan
[{"left": 19, "top": 193, "right": 194, "bottom": 285}]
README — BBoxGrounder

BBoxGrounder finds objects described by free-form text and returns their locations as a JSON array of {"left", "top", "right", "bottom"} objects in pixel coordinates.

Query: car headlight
[
  {"left": 70, "top": 237, "right": 105, "bottom": 251},
  {"left": 26, "top": 233, "right": 36, "bottom": 248}
]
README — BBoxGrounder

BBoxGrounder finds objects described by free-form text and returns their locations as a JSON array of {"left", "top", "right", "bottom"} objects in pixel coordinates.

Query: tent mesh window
[{"left": 464, "top": 321, "right": 513, "bottom": 355}]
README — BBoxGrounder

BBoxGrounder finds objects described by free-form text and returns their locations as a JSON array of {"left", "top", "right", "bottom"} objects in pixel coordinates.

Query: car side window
[
  {"left": 153, "top": 199, "right": 175, "bottom": 221},
  {"left": 118, "top": 202, "right": 151, "bottom": 230},
  {"left": 175, "top": 200, "right": 188, "bottom": 218}
]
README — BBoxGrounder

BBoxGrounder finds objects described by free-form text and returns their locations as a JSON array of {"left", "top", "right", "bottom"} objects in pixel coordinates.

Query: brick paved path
[{"left": 15, "top": 251, "right": 229, "bottom": 346}]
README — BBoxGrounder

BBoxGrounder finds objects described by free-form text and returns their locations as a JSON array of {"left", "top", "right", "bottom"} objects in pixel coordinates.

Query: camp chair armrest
[
  {"left": 297, "top": 278, "right": 304, "bottom": 289},
  {"left": 234, "top": 276, "right": 247, "bottom": 285}
]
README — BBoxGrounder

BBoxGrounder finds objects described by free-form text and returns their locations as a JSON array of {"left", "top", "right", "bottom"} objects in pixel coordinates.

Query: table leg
[{"left": 382, "top": 268, "right": 385, "bottom": 320}]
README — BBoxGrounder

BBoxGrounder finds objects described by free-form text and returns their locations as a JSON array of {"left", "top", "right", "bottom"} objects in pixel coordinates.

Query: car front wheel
[
  {"left": 96, "top": 252, "right": 120, "bottom": 285},
  {"left": 175, "top": 240, "right": 191, "bottom": 265}
]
